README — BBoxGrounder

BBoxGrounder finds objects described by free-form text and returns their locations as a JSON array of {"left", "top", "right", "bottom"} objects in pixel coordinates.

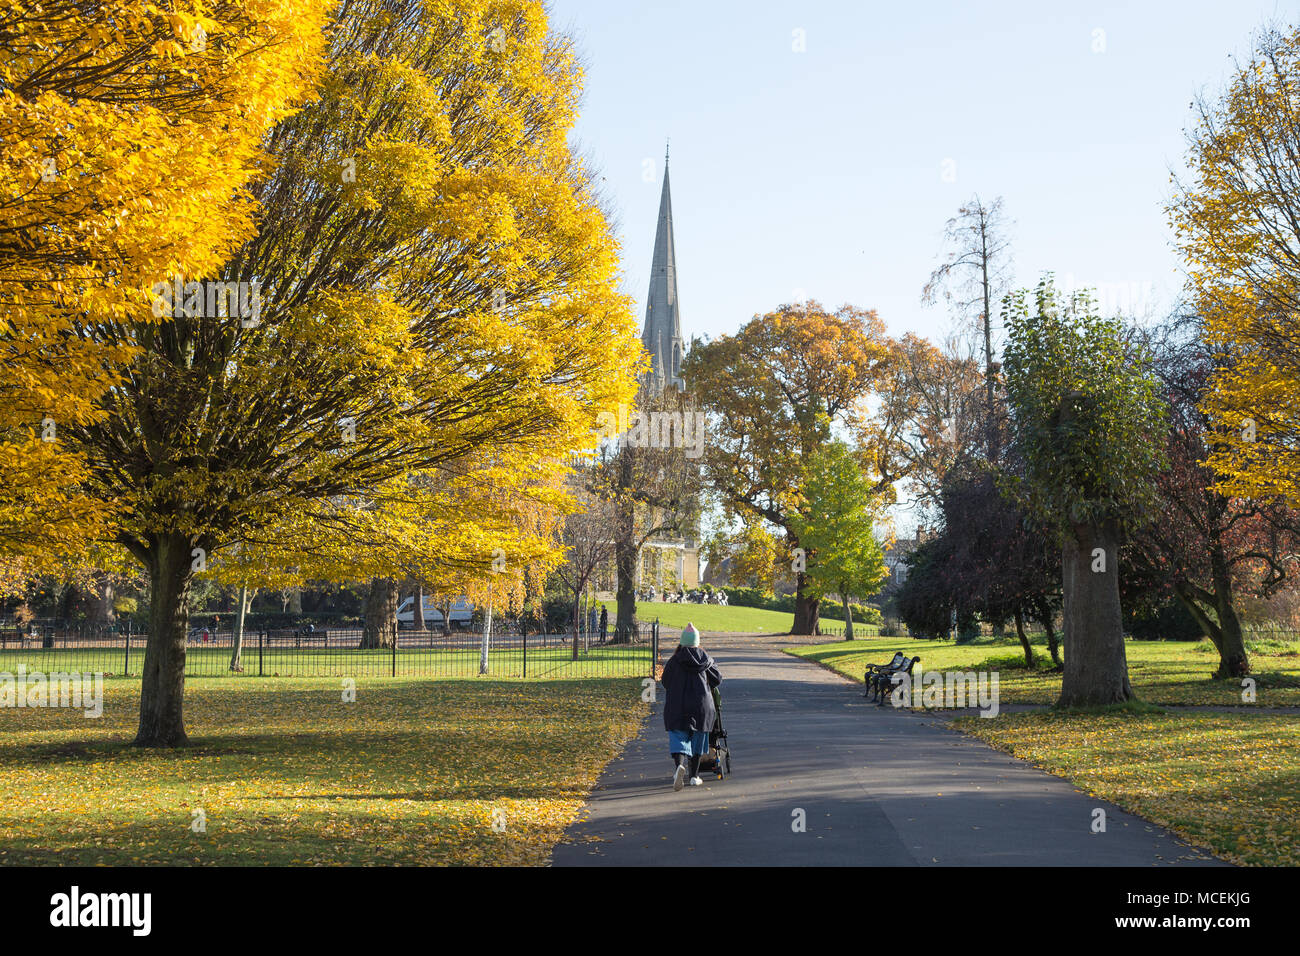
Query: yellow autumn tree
[
  {"left": 62, "top": 0, "right": 640, "bottom": 745},
  {"left": 1171, "top": 24, "right": 1300, "bottom": 504},
  {"left": 719, "top": 520, "right": 780, "bottom": 593},
  {"left": 0, "top": 0, "right": 330, "bottom": 558},
  {"left": 209, "top": 455, "right": 569, "bottom": 656}
]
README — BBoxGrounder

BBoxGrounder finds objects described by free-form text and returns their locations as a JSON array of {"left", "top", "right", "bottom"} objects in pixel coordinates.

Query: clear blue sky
[{"left": 549, "top": 0, "right": 1298, "bottom": 348}]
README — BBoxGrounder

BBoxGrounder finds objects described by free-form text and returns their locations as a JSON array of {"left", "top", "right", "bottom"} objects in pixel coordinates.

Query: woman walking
[{"left": 659, "top": 623, "right": 721, "bottom": 790}]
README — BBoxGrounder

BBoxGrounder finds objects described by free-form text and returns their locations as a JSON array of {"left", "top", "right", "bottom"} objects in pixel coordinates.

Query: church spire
[{"left": 642, "top": 146, "right": 684, "bottom": 391}]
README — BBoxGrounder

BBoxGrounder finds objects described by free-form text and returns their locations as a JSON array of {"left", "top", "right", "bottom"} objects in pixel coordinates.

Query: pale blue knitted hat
[{"left": 679, "top": 623, "right": 701, "bottom": 647}]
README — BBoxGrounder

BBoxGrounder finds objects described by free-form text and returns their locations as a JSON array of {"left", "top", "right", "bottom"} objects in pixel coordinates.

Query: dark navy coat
[{"left": 660, "top": 645, "right": 721, "bottom": 733}]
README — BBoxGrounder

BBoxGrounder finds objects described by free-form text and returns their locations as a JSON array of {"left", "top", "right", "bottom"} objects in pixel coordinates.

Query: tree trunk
[
  {"left": 842, "top": 593, "right": 854, "bottom": 641},
  {"left": 479, "top": 601, "right": 493, "bottom": 675},
  {"left": 1212, "top": 603, "right": 1250, "bottom": 678},
  {"left": 57, "top": 581, "right": 77, "bottom": 621},
  {"left": 413, "top": 584, "right": 425, "bottom": 630},
  {"left": 1013, "top": 607, "right": 1034, "bottom": 667},
  {"left": 229, "top": 585, "right": 248, "bottom": 672},
  {"left": 614, "top": 527, "right": 639, "bottom": 644},
  {"left": 1036, "top": 598, "right": 1062, "bottom": 667},
  {"left": 791, "top": 572, "right": 820, "bottom": 636},
  {"left": 571, "top": 596, "right": 581, "bottom": 661},
  {"left": 1174, "top": 566, "right": 1251, "bottom": 680},
  {"left": 135, "top": 534, "right": 195, "bottom": 747},
  {"left": 289, "top": 586, "right": 303, "bottom": 615},
  {"left": 1210, "top": 546, "right": 1250, "bottom": 678},
  {"left": 1058, "top": 519, "right": 1134, "bottom": 707},
  {"left": 979, "top": 213, "right": 998, "bottom": 463},
  {"left": 359, "top": 577, "right": 399, "bottom": 648},
  {"left": 90, "top": 576, "right": 116, "bottom": 624}
]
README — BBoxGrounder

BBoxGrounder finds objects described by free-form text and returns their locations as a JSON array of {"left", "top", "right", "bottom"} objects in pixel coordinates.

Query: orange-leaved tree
[{"left": 686, "top": 302, "right": 923, "bottom": 635}]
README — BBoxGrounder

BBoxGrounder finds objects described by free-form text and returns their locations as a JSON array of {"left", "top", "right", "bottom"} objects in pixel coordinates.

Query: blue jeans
[{"left": 668, "top": 729, "right": 709, "bottom": 757}]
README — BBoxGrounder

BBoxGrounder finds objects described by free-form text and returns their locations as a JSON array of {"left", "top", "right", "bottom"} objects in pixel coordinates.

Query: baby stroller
[{"left": 695, "top": 687, "right": 731, "bottom": 779}]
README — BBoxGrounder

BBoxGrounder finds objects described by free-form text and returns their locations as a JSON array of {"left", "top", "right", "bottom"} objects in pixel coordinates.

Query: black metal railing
[
  {"left": 805, "top": 622, "right": 882, "bottom": 639},
  {"left": 0, "top": 619, "right": 659, "bottom": 680}
]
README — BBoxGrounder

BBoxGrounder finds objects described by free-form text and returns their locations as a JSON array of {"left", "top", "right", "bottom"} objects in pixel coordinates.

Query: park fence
[{"left": 0, "top": 619, "right": 665, "bottom": 681}]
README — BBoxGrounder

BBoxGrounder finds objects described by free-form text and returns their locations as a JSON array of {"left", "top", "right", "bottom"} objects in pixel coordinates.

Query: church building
[{"left": 637, "top": 149, "right": 701, "bottom": 592}]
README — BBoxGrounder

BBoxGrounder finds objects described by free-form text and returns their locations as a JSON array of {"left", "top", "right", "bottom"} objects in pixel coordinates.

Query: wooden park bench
[{"left": 864, "top": 652, "right": 920, "bottom": 706}]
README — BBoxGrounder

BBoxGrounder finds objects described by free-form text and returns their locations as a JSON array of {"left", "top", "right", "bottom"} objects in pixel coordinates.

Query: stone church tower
[
  {"left": 642, "top": 148, "right": 686, "bottom": 391},
  {"left": 637, "top": 148, "right": 700, "bottom": 591}
]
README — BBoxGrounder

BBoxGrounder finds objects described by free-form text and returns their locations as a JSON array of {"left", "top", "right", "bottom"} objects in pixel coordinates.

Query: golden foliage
[
  {"left": 1171, "top": 26, "right": 1300, "bottom": 505},
  {"left": 0, "top": 0, "right": 330, "bottom": 555}
]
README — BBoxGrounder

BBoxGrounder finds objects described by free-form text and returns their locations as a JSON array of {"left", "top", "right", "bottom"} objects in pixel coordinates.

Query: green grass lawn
[
  {"left": 0, "top": 676, "right": 649, "bottom": 865},
  {"left": 954, "top": 710, "right": 1300, "bottom": 866},
  {"left": 786, "top": 632, "right": 1300, "bottom": 706},
  {"left": 602, "top": 599, "right": 879, "bottom": 636}
]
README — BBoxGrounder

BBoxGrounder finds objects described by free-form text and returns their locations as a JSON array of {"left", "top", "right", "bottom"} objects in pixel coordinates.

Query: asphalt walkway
[{"left": 550, "top": 633, "right": 1225, "bottom": 867}]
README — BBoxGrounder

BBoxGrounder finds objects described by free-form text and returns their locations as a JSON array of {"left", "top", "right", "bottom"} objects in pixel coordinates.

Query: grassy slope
[
  {"left": 0, "top": 677, "right": 648, "bottom": 865},
  {"left": 601, "top": 600, "right": 879, "bottom": 636},
  {"left": 602, "top": 600, "right": 790, "bottom": 633}
]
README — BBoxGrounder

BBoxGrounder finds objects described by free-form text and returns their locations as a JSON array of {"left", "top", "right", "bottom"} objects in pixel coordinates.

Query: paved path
[{"left": 551, "top": 634, "right": 1225, "bottom": 867}]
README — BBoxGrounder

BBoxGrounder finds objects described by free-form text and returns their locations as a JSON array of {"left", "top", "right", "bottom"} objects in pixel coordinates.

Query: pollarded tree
[
  {"left": 1002, "top": 277, "right": 1167, "bottom": 707},
  {"left": 67, "top": 0, "right": 641, "bottom": 746},
  {"left": 790, "top": 441, "right": 887, "bottom": 640}
]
